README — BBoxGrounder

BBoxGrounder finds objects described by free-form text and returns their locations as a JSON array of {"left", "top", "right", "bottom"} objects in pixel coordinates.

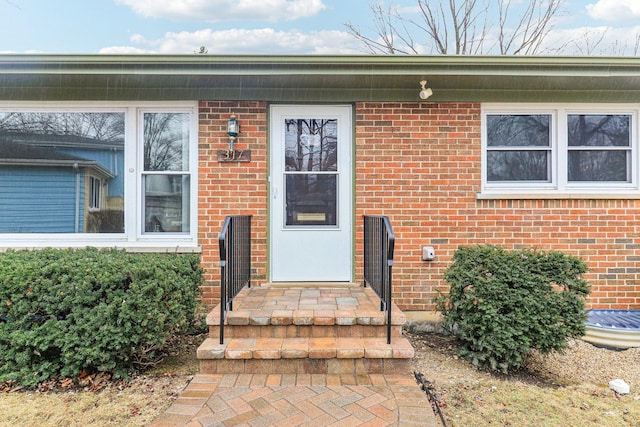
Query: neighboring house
[
  {"left": 0, "top": 55, "right": 639, "bottom": 315},
  {"left": 0, "top": 132, "right": 124, "bottom": 234}
]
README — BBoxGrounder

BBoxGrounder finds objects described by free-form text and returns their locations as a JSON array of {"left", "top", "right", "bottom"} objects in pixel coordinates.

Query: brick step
[
  {"left": 197, "top": 336, "right": 414, "bottom": 375},
  {"left": 199, "top": 357, "right": 411, "bottom": 375},
  {"left": 197, "top": 336, "right": 414, "bottom": 360},
  {"left": 207, "top": 286, "right": 406, "bottom": 340},
  {"left": 207, "top": 305, "right": 406, "bottom": 328},
  {"left": 209, "top": 323, "right": 404, "bottom": 339}
]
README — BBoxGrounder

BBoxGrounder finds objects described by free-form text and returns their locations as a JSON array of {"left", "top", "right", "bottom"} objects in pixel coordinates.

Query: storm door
[{"left": 269, "top": 105, "right": 352, "bottom": 281}]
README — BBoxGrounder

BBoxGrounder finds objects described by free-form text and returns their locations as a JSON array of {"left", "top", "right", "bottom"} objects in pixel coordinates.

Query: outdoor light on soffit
[
  {"left": 227, "top": 113, "right": 240, "bottom": 150},
  {"left": 419, "top": 80, "right": 433, "bottom": 100}
]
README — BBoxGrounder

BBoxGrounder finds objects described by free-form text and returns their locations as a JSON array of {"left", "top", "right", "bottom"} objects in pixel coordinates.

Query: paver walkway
[
  {"left": 149, "top": 285, "right": 439, "bottom": 426},
  {"left": 148, "top": 372, "right": 438, "bottom": 426}
]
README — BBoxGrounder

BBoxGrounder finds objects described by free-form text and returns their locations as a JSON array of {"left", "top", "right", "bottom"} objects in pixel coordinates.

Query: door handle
[{"left": 273, "top": 186, "right": 278, "bottom": 199}]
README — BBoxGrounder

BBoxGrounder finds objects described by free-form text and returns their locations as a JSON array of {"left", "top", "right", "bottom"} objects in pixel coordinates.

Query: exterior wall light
[
  {"left": 419, "top": 80, "right": 433, "bottom": 100},
  {"left": 227, "top": 113, "right": 240, "bottom": 150}
]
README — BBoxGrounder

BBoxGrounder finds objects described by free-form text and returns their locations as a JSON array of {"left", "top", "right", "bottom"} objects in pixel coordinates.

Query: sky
[{"left": 1, "top": 0, "right": 640, "bottom": 55}]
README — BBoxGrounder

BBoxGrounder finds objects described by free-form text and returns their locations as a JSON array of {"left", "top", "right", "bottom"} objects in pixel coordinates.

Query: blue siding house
[{"left": 0, "top": 134, "right": 124, "bottom": 233}]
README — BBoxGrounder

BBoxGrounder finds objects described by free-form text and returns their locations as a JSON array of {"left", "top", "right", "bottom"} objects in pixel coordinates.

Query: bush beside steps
[
  {"left": 436, "top": 245, "right": 590, "bottom": 374},
  {"left": 0, "top": 248, "right": 203, "bottom": 387}
]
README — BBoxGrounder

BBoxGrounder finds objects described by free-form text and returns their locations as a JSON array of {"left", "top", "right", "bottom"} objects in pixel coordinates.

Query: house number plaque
[{"left": 217, "top": 149, "right": 251, "bottom": 163}]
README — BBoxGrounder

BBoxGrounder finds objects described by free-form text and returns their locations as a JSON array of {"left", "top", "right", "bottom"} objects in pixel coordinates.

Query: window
[
  {"left": 0, "top": 103, "right": 198, "bottom": 248},
  {"left": 486, "top": 114, "right": 551, "bottom": 182},
  {"left": 89, "top": 176, "right": 102, "bottom": 211},
  {"left": 567, "top": 114, "right": 631, "bottom": 182},
  {"left": 483, "top": 105, "right": 637, "bottom": 195},
  {"left": 142, "top": 112, "right": 191, "bottom": 234}
]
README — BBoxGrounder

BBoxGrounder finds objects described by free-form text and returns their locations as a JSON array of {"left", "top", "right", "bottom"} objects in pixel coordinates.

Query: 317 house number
[{"left": 217, "top": 149, "right": 251, "bottom": 163}]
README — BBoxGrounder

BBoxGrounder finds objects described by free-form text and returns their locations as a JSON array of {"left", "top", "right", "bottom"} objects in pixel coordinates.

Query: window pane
[
  {"left": 144, "top": 174, "right": 190, "bottom": 233},
  {"left": 487, "top": 114, "right": 550, "bottom": 147},
  {"left": 568, "top": 151, "right": 629, "bottom": 182},
  {"left": 568, "top": 114, "right": 630, "bottom": 147},
  {"left": 285, "top": 174, "right": 337, "bottom": 226},
  {"left": 487, "top": 151, "right": 549, "bottom": 181},
  {"left": 0, "top": 112, "right": 125, "bottom": 233},
  {"left": 144, "top": 113, "right": 190, "bottom": 171},
  {"left": 284, "top": 119, "right": 338, "bottom": 171}
]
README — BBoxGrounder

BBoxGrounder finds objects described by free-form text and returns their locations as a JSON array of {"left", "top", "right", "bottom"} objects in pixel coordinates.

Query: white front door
[{"left": 270, "top": 105, "right": 353, "bottom": 282}]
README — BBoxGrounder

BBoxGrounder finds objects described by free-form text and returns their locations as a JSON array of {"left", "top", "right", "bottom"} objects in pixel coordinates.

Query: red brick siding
[
  {"left": 198, "top": 101, "right": 268, "bottom": 306},
  {"left": 354, "top": 101, "right": 640, "bottom": 311},
  {"left": 197, "top": 100, "right": 640, "bottom": 311}
]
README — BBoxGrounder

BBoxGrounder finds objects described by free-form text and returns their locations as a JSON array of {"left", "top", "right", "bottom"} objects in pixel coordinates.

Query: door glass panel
[
  {"left": 285, "top": 174, "right": 337, "bottom": 226},
  {"left": 283, "top": 117, "right": 339, "bottom": 227},
  {"left": 285, "top": 119, "right": 337, "bottom": 171}
]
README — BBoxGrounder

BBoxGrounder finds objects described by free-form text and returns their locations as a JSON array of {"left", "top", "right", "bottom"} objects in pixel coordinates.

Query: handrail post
[
  {"left": 219, "top": 259, "right": 226, "bottom": 344},
  {"left": 363, "top": 215, "right": 395, "bottom": 345},
  {"left": 218, "top": 215, "right": 252, "bottom": 345}
]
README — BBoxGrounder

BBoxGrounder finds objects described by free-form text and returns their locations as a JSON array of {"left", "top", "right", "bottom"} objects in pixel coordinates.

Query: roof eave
[{"left": 0, "top": 54, "right": 639, "bottom": 102}]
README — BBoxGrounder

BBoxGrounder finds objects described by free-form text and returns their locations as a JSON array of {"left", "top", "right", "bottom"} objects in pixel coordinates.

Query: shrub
[
  {"left": 0, "top": 248, "right": 203, "bottom": 386},
  {"left": 435, "top": 245, "right": 590, "bottom": 374}
]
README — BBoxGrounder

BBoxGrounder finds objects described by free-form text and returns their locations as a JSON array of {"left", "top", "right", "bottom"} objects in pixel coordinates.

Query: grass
[
  {"left": 0, "top": 334, "right": 202, "bottom": 427},
  {"left": 409, "top": 330, "right": 640, "bottom": 427},
  {"left": 2, "top": 331, "right": 640, "bottom": 426},
  {"left": 441, "top": 380, "right": 639, "bottom": 426}
]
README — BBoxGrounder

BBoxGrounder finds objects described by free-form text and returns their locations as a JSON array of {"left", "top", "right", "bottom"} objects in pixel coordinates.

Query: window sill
[
  {"left": 120, "top": 245, "right": 202, "bottom": 254},
  {"left": 0, "top": 241, "right": 202, "bottom": 254},
  {"left": 477, "top": 192, "right": 640, "bottom": 200}
]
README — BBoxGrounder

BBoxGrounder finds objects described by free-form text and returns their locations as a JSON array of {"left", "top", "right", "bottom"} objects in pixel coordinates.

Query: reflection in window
[
  {"left": 142, "top": 113, "right": 191, "bottom": 233},
  {"left": 568, "top": 114, "right": 631, "bottom": 182},
  {"left": 284, "top": 119, "right": 337, "bottom": 171},
  {"left": 0, "top": 112, "right": 125, "bottom": 233},
  {"left": 486, "top": 114, "right": 551, "bottom": 182},
  {"left": 89, "top": 176, "right": 102, "bottom": 211},
  {"left": 144, "top": 113, "right": 190, "bottom": 172},
  {"left": 285, "top": 175, "right": 337, "bottom": 226},
  {"left": 487, "top": 151, "right": 549, "bottom": 181}
]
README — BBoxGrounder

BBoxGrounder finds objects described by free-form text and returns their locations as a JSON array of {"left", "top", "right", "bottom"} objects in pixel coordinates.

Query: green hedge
[
  {"left": 436, "top": 245, "right": 590, "bottom": 373},
  {"left": 0, "top": 248, "right": 203, "bottom": 386}
]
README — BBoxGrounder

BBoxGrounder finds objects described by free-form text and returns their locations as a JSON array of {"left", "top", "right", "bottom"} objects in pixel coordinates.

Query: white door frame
[{"left": 269, "top": 105, "right": 353, "bottom": 282}]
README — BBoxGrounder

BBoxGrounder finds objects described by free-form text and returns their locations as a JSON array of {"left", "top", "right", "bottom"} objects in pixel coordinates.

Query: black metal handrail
[
  {"left": 363, "top": 215, "right": 395, "bottom": 344},
  {"left": 219, "top": 215, "right": 252, "bottom": 344}
]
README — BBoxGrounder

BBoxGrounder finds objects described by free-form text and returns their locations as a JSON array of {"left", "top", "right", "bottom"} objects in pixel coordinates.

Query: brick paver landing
[{"left": 148, "top": 373, "right": 438, "bottom": 427}]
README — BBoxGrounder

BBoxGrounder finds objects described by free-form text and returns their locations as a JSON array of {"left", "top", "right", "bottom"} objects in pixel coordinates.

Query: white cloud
[
  {"left": 98, "top": 46, "right": 154, "bottom": 54},
  {"left": 586, "top": 0, "right": 640, "bottom": 23},
  {"left": 115, "top": 0, "right": 326, "bottom": 22},
  {"left": 100, "top": 27, "right": 363, "bottom": 54}
]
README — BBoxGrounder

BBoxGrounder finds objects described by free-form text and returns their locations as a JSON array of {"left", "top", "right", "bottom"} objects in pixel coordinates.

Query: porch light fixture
[
  {"left": 227, "top": 113, "right": 240, "bottom": 150},
  {"left": 419, "top": 80, "right": 433, "bottom": 100}
]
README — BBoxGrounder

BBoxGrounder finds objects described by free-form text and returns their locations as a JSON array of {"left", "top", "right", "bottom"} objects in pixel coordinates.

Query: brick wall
[
  {"left": 197, "top": 100, "right": 640, "bottom": 311},
  {"left": 198, "top": 101, "right": 268, "bottom": 306},
  {"left": 354, "top": 101, "right": 640, "bottom": 311}
]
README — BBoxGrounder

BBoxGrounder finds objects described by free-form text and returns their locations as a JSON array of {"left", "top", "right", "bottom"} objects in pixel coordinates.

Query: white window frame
[
  {"left": 481, "top": 103, "right": 639, "bottom": 199},
  {"left": 0, "top": 101, "right": 199, "bottom": 251}
]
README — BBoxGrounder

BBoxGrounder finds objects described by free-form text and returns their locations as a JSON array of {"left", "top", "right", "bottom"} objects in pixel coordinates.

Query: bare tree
[
  {"left": 568, "top": 28, "right": 640, "bottom": 56},
  {"left": 346, "top": 0, "right": 564, "bottom": 55}
]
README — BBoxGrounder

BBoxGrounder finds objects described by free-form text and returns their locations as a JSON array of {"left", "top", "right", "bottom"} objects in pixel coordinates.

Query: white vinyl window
[
  {"left": 0, "top": 102, "right": 198, "bottom": 250},
  {"left": 482, "top": 104, "right": 638, "bottom": 196}
]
